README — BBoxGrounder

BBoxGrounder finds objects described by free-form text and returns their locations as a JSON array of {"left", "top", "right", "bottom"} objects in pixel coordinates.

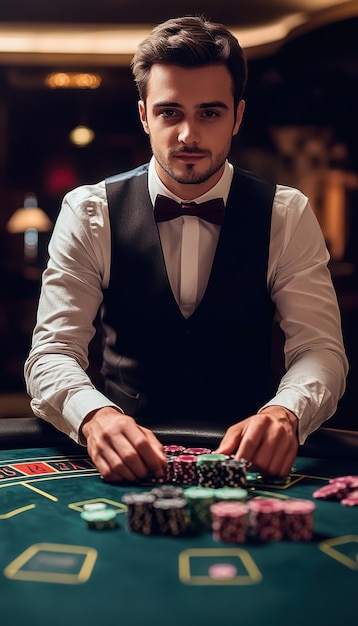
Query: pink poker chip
[
  {"left": 313, "top": 483, "right": 347, "bottom": 500},
  {"left": 208, "top": 563, "right": 238, "bottom": 580},
  {"left": 184, "top": 447, "right": 212, "bottom": 455},
  {"left": 174, "top": 454, "right": 198, "bottom": 463},
  {"left": 341, "top": 490, "right": 358, "bottom": 506},
  {"left": 248, "top": 498, "right": 284, "bottom": 514},
  {"left": 164, "top": 445, "right": 185, "bottom": 455},
  {"left": 210, "top": 501, "right": 249, "bottom": 518},
  {"left": 282, "top": 499, "right": 315, "bottom": 514}
]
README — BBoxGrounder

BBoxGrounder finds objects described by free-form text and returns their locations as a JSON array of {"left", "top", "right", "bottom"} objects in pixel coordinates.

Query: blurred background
[{"left": 0, "top": 0, "right": 357, "bottom": 429}]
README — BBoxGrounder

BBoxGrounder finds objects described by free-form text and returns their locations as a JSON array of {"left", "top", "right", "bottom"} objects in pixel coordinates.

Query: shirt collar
[{"left": 148, "top": 156, "right": 233, "bottom": 207}]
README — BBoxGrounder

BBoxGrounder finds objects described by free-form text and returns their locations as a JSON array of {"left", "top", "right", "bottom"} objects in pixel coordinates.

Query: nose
[{"left": 177, "top": 119, "right": 200, "bottom": 146}]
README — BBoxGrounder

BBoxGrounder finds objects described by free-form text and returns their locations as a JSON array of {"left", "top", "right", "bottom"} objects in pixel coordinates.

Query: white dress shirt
[{"left": 24, "top": 158, "right": 348, "bottom": 445}]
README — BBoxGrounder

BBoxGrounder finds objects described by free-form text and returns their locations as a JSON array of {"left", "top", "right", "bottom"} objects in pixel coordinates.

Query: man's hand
[
  {"left": 81, "top": 407, "right": 168, "bottom": 482},
  {"left": 215, "top": 406, "right": 299, "bottom": 476}
]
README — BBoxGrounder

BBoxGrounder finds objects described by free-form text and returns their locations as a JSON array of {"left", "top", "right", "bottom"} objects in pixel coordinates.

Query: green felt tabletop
[{"left": 1, "top": 447, "right": 357, "bottom": 626}]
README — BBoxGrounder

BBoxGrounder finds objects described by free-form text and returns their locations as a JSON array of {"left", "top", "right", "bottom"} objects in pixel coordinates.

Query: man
[{"left": 25, "top": 16, "right": 348, "bottom": 483}]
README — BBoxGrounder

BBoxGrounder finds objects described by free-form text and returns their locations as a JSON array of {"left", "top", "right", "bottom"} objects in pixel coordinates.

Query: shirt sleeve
[
  {"left": 262, "top": 185, "right": 349, "bottom": 443},
  {"left": 24, "top": 183, "right": 119, "bottom": 444}
]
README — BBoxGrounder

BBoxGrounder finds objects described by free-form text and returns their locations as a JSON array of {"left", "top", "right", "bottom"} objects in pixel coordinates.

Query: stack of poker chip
[
  {"left": 196, "top": 453, "right": 230, "bottom": 488},
  {"left": 80, "top": 503, "right": 117, "bottom": 530},
  {"left": 122, "top": 485, "right": 188, "bottom": 536},
  {"left": 209, "top": 497, "right": 315, "bottom": 544},
  {"left": 281, "top": 499, "right": 315, "bottom": 541},
  {"left": 185, "top": 486, "right": 217, "bottom": 532},
  {"left": 210, "top": 501, "right": 249, "bottom": 543},
  {"left": 173, "top": 454, "right": 198, "bottom": 485},
  {"left": 214, "top": 487, "right": 248, "bottom": 502},
  {"left": 313, "top": 475, "right": 358, "bottom": 506},
  {"left": 122, "top": 492, "right": 157, "bottom": 535},
  {"left": 219, "top": 458, "right": 248, "bottom": 488},
  {"left": 152, "top": 498, "right": 188, "bottom": 536},
  {"left": 248, "top": 498, "right": 285, "bottom": 542}
]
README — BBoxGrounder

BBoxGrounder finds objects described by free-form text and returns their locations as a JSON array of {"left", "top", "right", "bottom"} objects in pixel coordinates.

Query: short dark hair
[{"left": 131, "top": 15, "right": 248, "bottom": 109}]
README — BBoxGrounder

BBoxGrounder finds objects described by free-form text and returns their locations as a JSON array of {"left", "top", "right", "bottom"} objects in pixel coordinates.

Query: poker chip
[
  {"left": 185, "top": 486, "right": 217, "bottom": 532},
  {"left": 151, "top": 485, "right": 186, "bottom": 500},
  {"left": 210, "top": 501, "right": 249, "bottom": 543},
  {"left": 214, "top": 487, "right": 248, "bottom": 502},
  {"left": 313, "top": 475, "right": 358, "bottom": 506},
  {"left": 281, "top": 499, "right": 315, "bottom": 541},
  {"left": 197, "top": 453, "right": 229, "bottom": 488},
  {"left": 341, "top": 490, "right": 358, "bottom": 507},
  {"left": 83, "top": 502, "right": 107, "bottom": 511},
  {"left": 80, "top": 507, "right": 117, "bottom": 530},
  {"left": 163, "top": 445, "right": 185, "bottom": 455},
  {"left": 313, "top": 482, "right": 349, "bottom": 501},
  {"left": 218, "top": 459, "right": 248, "bottom": 488},
  {"left": 122, "top": 492, "right": 157, "bottom": 535},
  {"left": 152, "top": 498, "right": 188, "bottom": 536},
  {"left": 184, "top": 447, "right": 212, "bottom": 455},
  {"left": 208, "top": 563, "right": 238, "bottom": 580},
  {"left": 173, "top": 454, "right": 198, "bottom": 485},
  {"left": 248, "top": 498, "right": 284, "bottom": 542}
]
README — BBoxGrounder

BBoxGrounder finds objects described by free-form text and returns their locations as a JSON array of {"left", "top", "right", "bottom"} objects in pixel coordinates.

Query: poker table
[{"left": 1, "top": 417, "right": 358, "bottom": 626}]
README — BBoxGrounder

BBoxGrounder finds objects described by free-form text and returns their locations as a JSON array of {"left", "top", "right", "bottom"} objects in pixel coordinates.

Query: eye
[
  {"left": 159, "top": 109, "right": 180, "bottom": 118},
  {"left": 202, "top": 110, "right": 219, "bottom": 118}
]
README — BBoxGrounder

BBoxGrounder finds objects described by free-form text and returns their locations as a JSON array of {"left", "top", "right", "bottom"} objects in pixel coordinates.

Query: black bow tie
[{"left": 154, "top": 194, "right": 225, "bottom": 225}]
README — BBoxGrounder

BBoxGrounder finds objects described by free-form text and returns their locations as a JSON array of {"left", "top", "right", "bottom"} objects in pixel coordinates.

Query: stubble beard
[{"left": 153, "top": 146, "right": 230, "bottom": 186}]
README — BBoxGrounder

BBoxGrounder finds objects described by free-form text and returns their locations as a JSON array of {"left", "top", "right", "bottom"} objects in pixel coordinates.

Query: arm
[
  {"left": 216, "top": 186, "right": 348, "bottom": 474},
  {"left": 24, "top": 184, "right": 167, "bottom": 481}
]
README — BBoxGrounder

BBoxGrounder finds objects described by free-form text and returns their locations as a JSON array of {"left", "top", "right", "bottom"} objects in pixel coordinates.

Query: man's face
[{"left": 139, "top": 64, "right": 245, "bottom": 199}]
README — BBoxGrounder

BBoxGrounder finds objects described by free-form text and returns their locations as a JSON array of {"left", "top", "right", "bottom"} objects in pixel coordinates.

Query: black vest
[{"left": 102, "top": 164, "right": 276, "bottom": 430}]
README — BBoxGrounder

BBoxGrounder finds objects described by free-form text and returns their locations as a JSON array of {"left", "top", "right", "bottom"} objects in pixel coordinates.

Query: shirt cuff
[
  {"left": 260, "top": 390, "right": 329, "bottom": 445},
  {"left": 63, "top": 389, "right": 123, "bottom": 444}
]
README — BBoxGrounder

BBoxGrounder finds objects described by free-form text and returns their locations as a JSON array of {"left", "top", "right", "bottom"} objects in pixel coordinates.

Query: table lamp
[{"left": 6, "top": 193, "right": 52, "bottom": 265}]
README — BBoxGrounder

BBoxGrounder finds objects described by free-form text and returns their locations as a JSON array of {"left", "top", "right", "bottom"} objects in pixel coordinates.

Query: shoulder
[
  {"left": 273, "top": 185, "right": 314, "bottom": 227},
  {"left": 106, "top": 163, "right": 149, "bottom": 185},
  {"left": 63, "top": 180, "right": 107, "bottom": 211}
]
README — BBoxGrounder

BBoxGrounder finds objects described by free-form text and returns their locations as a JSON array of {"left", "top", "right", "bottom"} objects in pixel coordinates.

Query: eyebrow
[{"left": 152, "top": 101, "right": 229, "bottom": 110}]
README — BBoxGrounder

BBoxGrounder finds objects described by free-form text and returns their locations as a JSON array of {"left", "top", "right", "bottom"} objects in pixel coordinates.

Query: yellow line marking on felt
[
  {"left": 0, "top": 504, "right": 36, "bottom": 519},
  {"left": 178, "top": 548, "right": 262, "bottom": 586},
  {"left": 253, "top": 490, "right": 290, "bottom": 500},
  {"left": 68, "top": 498, "right": 127, "bottom": 514},
  {"left": 319, "top": 535, "right": 358, "bottom": 571},
  {"left": 4, "top": 543, "right": 98, "bottom": 584},
  {"left": 20, "top": 482, "right": 58, "bottom": 501}
]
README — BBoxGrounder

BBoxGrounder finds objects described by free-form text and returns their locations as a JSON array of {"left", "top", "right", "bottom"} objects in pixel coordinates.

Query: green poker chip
[{"left": 81, "top": 508, "right": 117, "bottom": 530}]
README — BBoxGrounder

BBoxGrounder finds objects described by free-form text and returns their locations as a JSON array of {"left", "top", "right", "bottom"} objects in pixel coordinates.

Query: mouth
[{"left": 174, "top": 152, "right": 206, "bottom": 162}]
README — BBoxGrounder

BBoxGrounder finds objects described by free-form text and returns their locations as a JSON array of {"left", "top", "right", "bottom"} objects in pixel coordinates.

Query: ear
[
  {"left": 233, "top": 100, "right": 245, "bottom": 136},
  {"left": 138, "top": 100, "right": 149, "bottom": 135}
]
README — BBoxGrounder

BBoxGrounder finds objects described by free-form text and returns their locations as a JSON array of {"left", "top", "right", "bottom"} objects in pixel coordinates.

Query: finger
[
  {"left": 234, "top": 423, "right": 266, "bottom": 466},
  {"left": 132, "top": 428, "right": 168, "bottom": 478},
  {"left": 88, "top": 444, "right": 139, "bottom": 482},
  {"left": 215, "top": 424, "right": 245, "bottom": 455},
  {"left": 266, "top": 439, "right": 298, "bottom": 476}
]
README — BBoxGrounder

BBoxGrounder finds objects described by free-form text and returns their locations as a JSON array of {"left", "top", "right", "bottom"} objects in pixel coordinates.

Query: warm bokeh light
[
  {"left": 45, "top": 72, "right": 101, "bottom": 89},
  {"left": 69, "top": 125, "right": 95, "bottom": 147}
]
